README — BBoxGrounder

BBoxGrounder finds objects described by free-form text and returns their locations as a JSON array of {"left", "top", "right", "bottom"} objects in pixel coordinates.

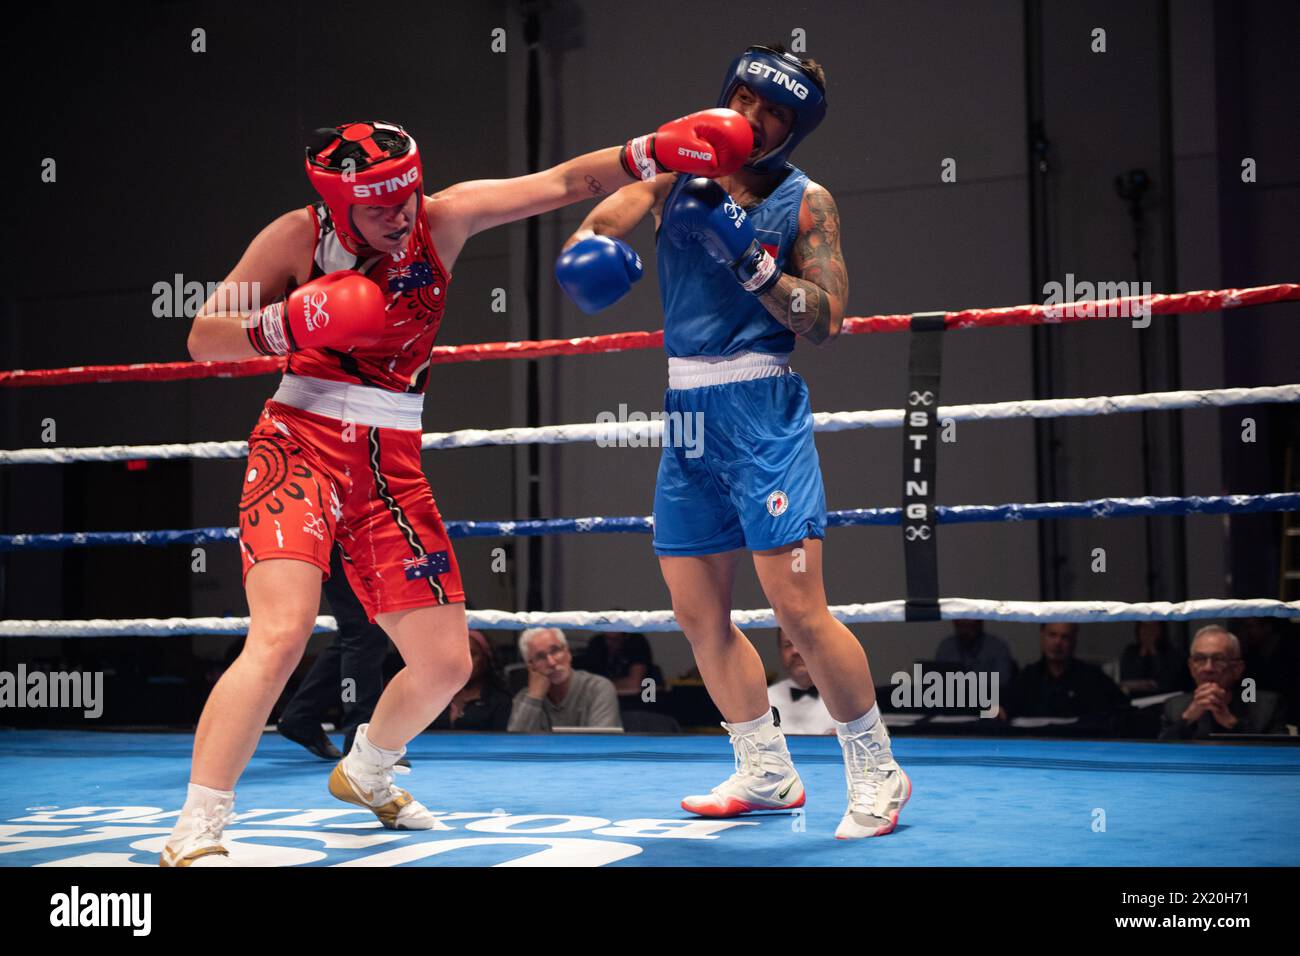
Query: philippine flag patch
[{"left": 766, "top": 490, "right": 789, "bottom": 517}]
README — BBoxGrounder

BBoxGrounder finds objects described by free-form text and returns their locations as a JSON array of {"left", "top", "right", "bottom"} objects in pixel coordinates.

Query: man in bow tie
[{"left": 768, "top": 629, "right": 837, "bottom": 735}]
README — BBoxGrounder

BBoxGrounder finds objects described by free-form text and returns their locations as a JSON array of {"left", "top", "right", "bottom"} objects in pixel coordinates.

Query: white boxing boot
[
  {"left": 328, "top": 723, "right": 438, "bottom": 829},
  {"left": 160, "top": 783, "right": 237, "bottom": 867},
  {"left": 682, "top": 710, "right": 805, "bottom": 817},
  {"left": 834, "top": 711, "right": 911, "bottom": 840}
]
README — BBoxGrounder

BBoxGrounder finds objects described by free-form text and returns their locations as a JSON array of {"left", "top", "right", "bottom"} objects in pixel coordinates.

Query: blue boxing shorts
[{"left": 652, "top": 361, "right": 827, "bottom": 556}]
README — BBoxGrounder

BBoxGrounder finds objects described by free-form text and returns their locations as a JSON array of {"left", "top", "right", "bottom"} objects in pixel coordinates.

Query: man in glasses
[
  {"left": 508, "top": 627, "right": 622, "bottom": 732},
  {"left": 1159, "top": 625, "right": 1288, "bottom": 740}
]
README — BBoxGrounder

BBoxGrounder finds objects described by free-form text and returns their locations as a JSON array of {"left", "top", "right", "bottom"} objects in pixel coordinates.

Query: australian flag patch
[
  {"left": 386, "top": 261, "right": 434, "bottom": 292},
  {"left": 403, "top": 550, "right": 451, "bottom": 581}
]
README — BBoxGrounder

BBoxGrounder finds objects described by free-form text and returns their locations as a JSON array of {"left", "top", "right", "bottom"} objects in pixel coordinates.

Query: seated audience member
[
  {"left": 583, "top": 631, "right": 665, "bottom": 708},
  {"left": 934, "top": 619, "right": 1017, "bottom": 691},
  {"left": 1238, "top": 616, "right": 1300, "bottom": 723},
  {"left": 429, "top": 630, "right": 511, "bottom": 731},
  {"left": 767, "top": 628, "right": 836, "bottom": 735},
  {"left": 1006, "top": 622, "right": 1128, "bottom": 720},
  {"left": 1119, "top": 620, "right": 1185, "bottom": 696},
  {"left": 1159, "top": 625, "right": 1287, "bottom": 740},
  {"left": 508, "top": 627, "right": 622, "bottom": 732}
]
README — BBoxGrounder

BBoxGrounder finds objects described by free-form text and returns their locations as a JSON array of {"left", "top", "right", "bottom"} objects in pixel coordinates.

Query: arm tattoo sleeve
[{"left": 756, "top": 187, "right": 849, "bottom": 346}]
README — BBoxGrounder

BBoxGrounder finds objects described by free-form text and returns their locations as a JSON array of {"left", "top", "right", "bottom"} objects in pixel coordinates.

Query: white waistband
[
  {"left": 272, "top": 374, "right": 424, "bottom": 431},
  {"left": 667, "top": 351, "right": 791, "bottom": 389}
]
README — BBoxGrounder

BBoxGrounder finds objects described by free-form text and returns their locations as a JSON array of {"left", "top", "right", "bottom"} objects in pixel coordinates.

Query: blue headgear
[{"left": 716, "top": 46, "right": 827, "bottom": 172}]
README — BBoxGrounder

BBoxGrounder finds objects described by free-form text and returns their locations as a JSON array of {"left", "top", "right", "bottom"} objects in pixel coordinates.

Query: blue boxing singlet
[{"left": 657, "top": 166, "right": 809, "bottom": 358}]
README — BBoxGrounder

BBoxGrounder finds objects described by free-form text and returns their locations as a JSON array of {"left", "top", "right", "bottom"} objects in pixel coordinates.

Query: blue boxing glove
[
  {"left": 555, "top": 236, "right": 644, "bottom": 314},
  {"left": 662, "top": 177, "right": 780, "bottom": 295}
]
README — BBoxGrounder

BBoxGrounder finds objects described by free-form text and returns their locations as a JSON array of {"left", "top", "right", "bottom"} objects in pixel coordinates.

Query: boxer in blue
[{"left": 558, "top": 45, "right": 909, "bottom": 839}]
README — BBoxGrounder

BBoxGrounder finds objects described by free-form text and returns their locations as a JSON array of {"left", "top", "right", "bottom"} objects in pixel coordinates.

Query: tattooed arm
[
  {"left": 425, "top": 147, "right": 631, "bottom": 268},
  {"left": 564, "top": 174, "right": 677, "bottom": 250},
  {"left": 757, "top": 183, "right": 848, "bottom": 346}
]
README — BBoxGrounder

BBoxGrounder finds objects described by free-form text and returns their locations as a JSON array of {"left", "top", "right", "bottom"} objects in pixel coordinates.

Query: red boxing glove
[
  {"left": 622, "top": 108, "right": 754, "bottom": 181},
  {"left": 246, "top": 271, "right": 387, "bottom": 356}
]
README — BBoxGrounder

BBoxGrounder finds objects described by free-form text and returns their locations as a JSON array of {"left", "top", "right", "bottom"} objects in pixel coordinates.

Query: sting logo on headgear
[
  {"left": 305, "top": 120, "right": 423, "bottom": 254},
  {"left": 717, "top": 46, "right": 827, "bottom": 173},
  {"left": 351, "top": 166, "right": 420, "bottom": 199}
]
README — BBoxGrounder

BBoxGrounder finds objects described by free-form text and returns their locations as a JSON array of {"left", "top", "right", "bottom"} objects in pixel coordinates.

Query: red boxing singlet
[
  {"left": 237, "top": 201, "right": 466, "bottom": 619},
  {"left": 288, "top": 201, "right": 452, "bottom": 394}
]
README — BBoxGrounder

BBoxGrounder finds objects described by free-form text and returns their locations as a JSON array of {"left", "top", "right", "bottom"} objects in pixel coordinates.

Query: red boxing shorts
[{"left": 238, "top": 400, "right": 465, "bottom": 620}]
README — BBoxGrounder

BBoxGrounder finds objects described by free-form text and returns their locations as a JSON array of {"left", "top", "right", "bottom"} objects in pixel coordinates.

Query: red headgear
[{"left": 305, "top": 121, "right": 422, "bottom": 252}]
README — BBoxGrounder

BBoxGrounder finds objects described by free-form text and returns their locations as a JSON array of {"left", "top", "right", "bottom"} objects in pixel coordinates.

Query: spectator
[
  {"left": 276, "top": 546, "right": 393, "bottom": 760},
  {"left": 1119, "top": 620, "right": 1185, "bottom": 696},
  {"left": 767, "top": 628, "right": 835, "bottom": 735},
  {"left": 429, "top": 630, "right": 511, "bottom": 731},
  {"left": 1159, "top": 625, "right": 1287, "bottom": 740},
  {"left": 508, "top": 627, "right": 622, "bottom": 732},
  {"left": 934, "top": 620, "right": 1017, "bottom": 691},
  {"left": 1006, "top": 622, "right": 1128, "bottom": 720},
  {"left": 1238, "top": 616, "right": 1300, "bottom": 723},
  {"left": 583, "top": 631, "right": 664, "bottom": 708}
]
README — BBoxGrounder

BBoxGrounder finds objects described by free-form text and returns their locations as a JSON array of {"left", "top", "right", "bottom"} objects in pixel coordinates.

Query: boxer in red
[{"left": 162, "top": 114, "right": 752, "bottom": 866}]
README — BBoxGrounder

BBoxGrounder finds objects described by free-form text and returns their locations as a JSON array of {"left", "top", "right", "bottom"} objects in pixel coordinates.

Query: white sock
[
  {"left": 728, "top": 708, "right": 776, "bottom": 735},
  {"left": 837, "top": 703, "right": 882, "bottom": 736},
  {"left": 347, "top": 723, "right": 404, "bottom": 770},
  {"left": 182, "top": 782, "right": 234, "bottom": 813},
  {"left": 170, "top": 783, "right": 234, "bottom": 843}
]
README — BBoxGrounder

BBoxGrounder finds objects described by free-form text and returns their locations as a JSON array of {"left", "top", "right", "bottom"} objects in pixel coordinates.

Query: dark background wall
[{"left": 2, "top": 0, "right": 1296, "bottom": 688}]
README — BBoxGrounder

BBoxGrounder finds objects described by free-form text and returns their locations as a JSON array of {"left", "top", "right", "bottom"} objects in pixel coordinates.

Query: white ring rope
[
  {"left": 2, "top": 598, "right": 1295, "bottom": 637},
  {"left": 2, "top": 383, "right": 1296, "bottom": 465}
]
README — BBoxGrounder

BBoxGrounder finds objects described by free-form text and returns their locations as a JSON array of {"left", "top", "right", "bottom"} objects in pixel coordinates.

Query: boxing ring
[
  {"left": 2, "top": 283, "right": 1299, "bottom": 867},
  {"left": 3, "top": 731, "right": 1299, "bottom": 866}
]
